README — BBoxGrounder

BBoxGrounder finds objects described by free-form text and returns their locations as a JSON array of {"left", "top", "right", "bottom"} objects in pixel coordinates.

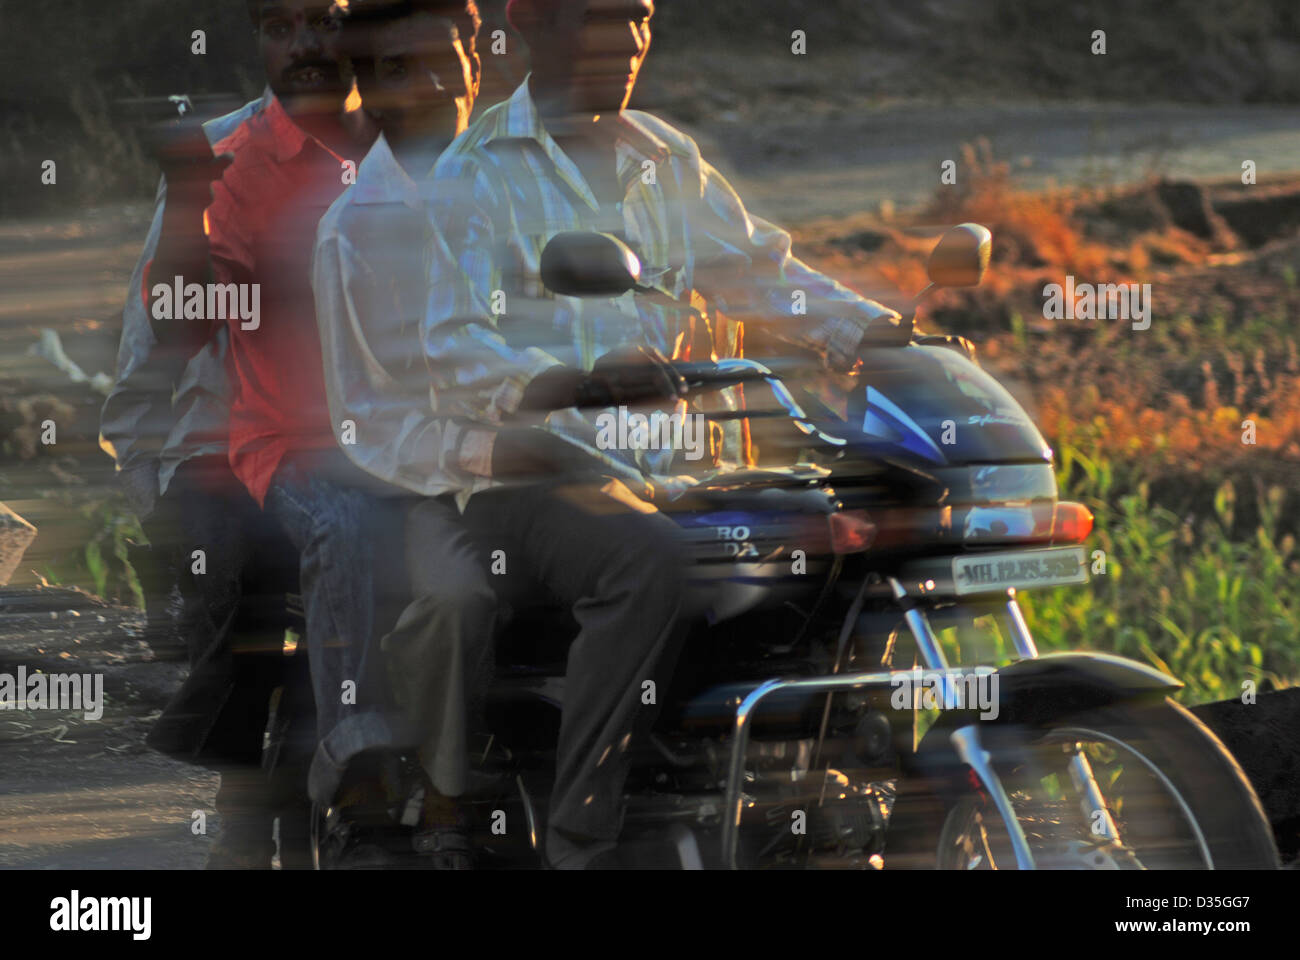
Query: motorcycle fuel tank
[{"left": 847, "top": 344, "right": 1053, "bottom": 469}]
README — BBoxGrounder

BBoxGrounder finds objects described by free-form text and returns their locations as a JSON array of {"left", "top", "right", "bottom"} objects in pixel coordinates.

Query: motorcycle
[{"left": 301, "top": 224, "right": 1280, "bottom": 870}]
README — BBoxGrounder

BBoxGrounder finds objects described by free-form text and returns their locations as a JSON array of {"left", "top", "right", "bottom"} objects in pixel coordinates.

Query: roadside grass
[
  {"left": 1018, "top": 447, "right": 1300, "bottom": 704},
  {"left": 40, "top": 496, "right": 146, "bottom": 610}
]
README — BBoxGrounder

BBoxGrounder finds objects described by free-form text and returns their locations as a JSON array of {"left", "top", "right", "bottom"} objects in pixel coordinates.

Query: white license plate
[{"left": 952, "top": 546, "right": 1089, "bottom": 595}]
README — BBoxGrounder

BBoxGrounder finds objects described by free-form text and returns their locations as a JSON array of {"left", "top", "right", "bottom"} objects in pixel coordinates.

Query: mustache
[{"left": 281, "top": 59, "right": 340, "bottom": 82}]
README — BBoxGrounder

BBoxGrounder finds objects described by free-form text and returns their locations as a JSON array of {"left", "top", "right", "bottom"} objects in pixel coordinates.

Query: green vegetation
[
  {"left": 42, "top": 496, "right": 146, "bottom": 610},
  {"left": 1019, "top": 446, "right": 1299, "bottom": 704}
]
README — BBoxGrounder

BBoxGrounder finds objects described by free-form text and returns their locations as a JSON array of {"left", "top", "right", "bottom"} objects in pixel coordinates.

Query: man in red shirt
[{"left": 205, "top": 92, "right": 363, "bottom": 507}]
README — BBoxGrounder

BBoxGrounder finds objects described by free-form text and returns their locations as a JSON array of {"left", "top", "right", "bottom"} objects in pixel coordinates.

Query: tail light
[
  {"left": 829, "top": 510, "right": 877, "bottom": 554},
  {"left": 1051, "top": 501, "right": 1093, "bottom": 544}
]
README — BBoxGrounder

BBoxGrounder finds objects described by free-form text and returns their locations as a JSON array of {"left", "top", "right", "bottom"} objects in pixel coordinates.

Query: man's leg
[
  {"left": 379, "top": 496, "right": 498, "bottom": 866},
  {"left": 145, "top": 455, "right": 285, "bottom": 867},
  {"left": 383, "top": 495, "right": 497, "bottom": 801},
  {"left": 262, "top": 456, "right": 411, "bottom": 810},
  {"left": 467, "top": 479, "right": 689, "bottom": 868}
]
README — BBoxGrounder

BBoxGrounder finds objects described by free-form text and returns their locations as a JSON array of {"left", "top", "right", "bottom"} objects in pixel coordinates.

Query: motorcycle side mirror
[
  {"left": 927, "top": 223, "right": 992, "bottom": 288},
  {"left": 539, "top": 232, "right": 643, "bottom": 297}
]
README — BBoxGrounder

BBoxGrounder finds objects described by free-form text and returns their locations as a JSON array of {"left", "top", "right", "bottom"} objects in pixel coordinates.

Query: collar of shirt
[
  {"left": 260, "top": 94, "right": 314, "bottom": 164},
  {"left": 493, "top": 76, "right": 672, "bottom": 213},
  {"left": 259, "top": 92, "right": 365, "bottom": 168},
  {"left": 349, "top": 131, "right": 425, "bottom": 212}
]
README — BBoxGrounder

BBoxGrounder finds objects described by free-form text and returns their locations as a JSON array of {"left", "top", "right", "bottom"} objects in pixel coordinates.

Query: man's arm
[
  {"left": 144, "top": 118, "right": 235, "bottom": 352},
  {"left": 312, "top": 197, "right": 550, "bottom": 494},
  {"left": 422, "top": 176, "right": 570, "bottom": 423},
  {"left": 103, "top": 99, "right": 266, "bottom": 513},
  {"left": 687, "top": 156, "right": 904, "bottom": 368},
  {"left": 100, "top": 174, "right": 173, "bottom": 516}
]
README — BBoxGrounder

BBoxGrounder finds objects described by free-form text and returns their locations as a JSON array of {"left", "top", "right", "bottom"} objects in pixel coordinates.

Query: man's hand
[
  {"left": 117, "top": 461, "right": 160, "bottom": 521},
  {"left": 584, "top": 344, "right": 686, "bottom": 407},
  {"left": 519, "top": 345, "right": 686, "bottom": 412},
  {"left": 141, "top": 115, "right": 232, "bottom": 199},
  {"left": 143, "top": 115, "right": 228, "bottom": 349},
  {"left": 858, "top": 310, "right": 908, "bottom": 347}
]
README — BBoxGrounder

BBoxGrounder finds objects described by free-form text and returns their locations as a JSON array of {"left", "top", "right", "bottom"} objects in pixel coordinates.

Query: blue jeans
[{"left": 263, "top": 454, "right": 414, "bottom": 806}]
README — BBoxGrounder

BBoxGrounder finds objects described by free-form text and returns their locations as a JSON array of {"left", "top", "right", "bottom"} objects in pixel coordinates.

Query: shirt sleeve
[
  {"left": 99, "top": 175, "right": 172, "bottom": 473},
  {"left": 102, "top": 104, "right": 262, "bottom": 476},
  {"left": 687, "top": 156, "right": 901, "bottom": 370},
  {"left": 422, "top": 170, "right": 564, "bottom": 426}
]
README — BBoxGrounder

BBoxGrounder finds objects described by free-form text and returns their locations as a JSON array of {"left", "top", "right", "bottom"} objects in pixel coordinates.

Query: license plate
[{"left": 952, "top": 545, "right": 1089, "bottom": 595}]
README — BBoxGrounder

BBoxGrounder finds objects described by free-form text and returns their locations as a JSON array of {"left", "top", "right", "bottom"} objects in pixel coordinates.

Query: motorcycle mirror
[
  {"left": 539, "top": 232, "right": 643, "bottom": 297},
  {"left": 927, "top": 223, "right": 992, "bottom": 288}
]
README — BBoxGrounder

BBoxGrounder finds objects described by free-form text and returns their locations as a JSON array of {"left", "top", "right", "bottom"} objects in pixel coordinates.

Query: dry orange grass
[
  {"left": 792, "top": 140, "right": 1300, "bottom": 490},
  {"left": 924, "top": 139, "right": 1113, "bottom": 282}
]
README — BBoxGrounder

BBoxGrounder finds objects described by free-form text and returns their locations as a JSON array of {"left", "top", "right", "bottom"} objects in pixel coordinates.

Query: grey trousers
[
  {"left": 461, "top": 479, "right": 689, "bottom": 868},
  {"left": 382, "top": 496, "right": 498, "bottom": 799}
]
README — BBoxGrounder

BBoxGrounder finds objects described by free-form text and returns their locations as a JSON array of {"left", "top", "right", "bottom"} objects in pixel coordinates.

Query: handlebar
[{"left": 674, "top": 358, "right": 848, "bottom": 448}]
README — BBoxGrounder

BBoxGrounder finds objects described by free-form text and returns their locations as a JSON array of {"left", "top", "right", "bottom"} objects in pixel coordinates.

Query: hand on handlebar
[
  {"left": 585, "top": 345, "right": 687, "bottom": 407},
  {"left": 520, "top": 345, "right": 687, "bottom": 412}
]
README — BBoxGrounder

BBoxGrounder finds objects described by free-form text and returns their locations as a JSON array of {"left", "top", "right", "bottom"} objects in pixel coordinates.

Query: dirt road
[{"left": 701, "top": 102, "right": 1300, "bottom": 224}]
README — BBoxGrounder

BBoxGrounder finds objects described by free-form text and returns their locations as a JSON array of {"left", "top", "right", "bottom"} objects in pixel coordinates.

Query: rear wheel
[{"left": 886, "top": 698, "right": 1279, "bottom": 869}]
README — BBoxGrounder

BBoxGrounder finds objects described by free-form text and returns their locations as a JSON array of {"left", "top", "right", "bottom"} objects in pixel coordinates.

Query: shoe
[
  {"left": 317, "top": 754, "right": 416, "bottom": 869},
  {"left": 547, "top": 834, "right": 621, "bottom": 870},
  {"left": 412, "top": 823, "right": 474, "bottom": 869},
  {"left": 318, "top": 806, "right": 413, "bottom": 869},
  {"left": 205, "top": 836, "right": 276, "bottom": 870},
  {"left": 409, "top": 778, "right": 474, "bottom": 869}
]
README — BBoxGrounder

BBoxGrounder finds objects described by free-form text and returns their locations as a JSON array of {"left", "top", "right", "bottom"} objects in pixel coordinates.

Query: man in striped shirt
[
  {"left": 404, "top": 0, "right": 902, "bottom": 866},
  {"left": 428, "top": 0, "right": 903, "bottom": 474}
]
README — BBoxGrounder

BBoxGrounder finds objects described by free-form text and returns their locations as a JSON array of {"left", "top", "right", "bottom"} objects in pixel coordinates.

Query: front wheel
[{"left": 885, "top": 697, "right": 1279, "bottom": 869}]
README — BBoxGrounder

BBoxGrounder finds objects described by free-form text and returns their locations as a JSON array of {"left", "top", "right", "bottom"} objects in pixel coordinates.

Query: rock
[
  {"left": 0, "top": 502, "right": 38, "bottom": 586},
  {"left": 1215, "top": 186, "right": 1300, "bottom": 248},
  {"left": 1086, "top": 186, "right": 1173, "bottom": 239},
  {"left": 1155, "top": 179, "right": 1238, "bottom": 249},
  {"left": 1192, "top": 689, "right": 1300, "bottom": 866},
  {"left": 0, "top": 394, "right": 77, "bottom": 460}
]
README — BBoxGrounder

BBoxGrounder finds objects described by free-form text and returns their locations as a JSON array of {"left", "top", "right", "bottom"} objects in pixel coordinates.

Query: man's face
[
  {"left": 533, "top": 0, "right": 654, "bottom": 116},
  {"left": 358, "top": 14, "right": 478, "bottom": 145},
  {"left": 251, "top": 1, "right": 349, "bottom": 114}
]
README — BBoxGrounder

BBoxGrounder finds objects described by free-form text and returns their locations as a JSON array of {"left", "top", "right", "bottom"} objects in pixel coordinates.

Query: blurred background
[{"left": 1, "top": 1, "right": 1298, "bottom": 865}]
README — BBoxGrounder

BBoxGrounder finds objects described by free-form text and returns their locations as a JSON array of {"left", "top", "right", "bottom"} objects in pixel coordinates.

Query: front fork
[
  {"left": 893, "top": 578, "right": 1119, "bottom": 866},
  {"left": 719, "top": 581, "right": 1121, "bottom": 868},
  {"left": 891, "top": 578, "right": 1036, "bottom": 869}
]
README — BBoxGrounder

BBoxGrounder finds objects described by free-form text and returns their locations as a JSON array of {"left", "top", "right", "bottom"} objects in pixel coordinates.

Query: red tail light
[
  {"left": 829, "top": 510, "right": 877, "bottom": 554},
  {"left": 1052, "top": 501, "right": 1093, "bottom": 544}
]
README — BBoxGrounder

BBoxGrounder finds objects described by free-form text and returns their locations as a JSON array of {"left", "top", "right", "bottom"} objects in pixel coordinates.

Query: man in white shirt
[{"left": 313, "top": 0, "right": 502, "bottom": 869}]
